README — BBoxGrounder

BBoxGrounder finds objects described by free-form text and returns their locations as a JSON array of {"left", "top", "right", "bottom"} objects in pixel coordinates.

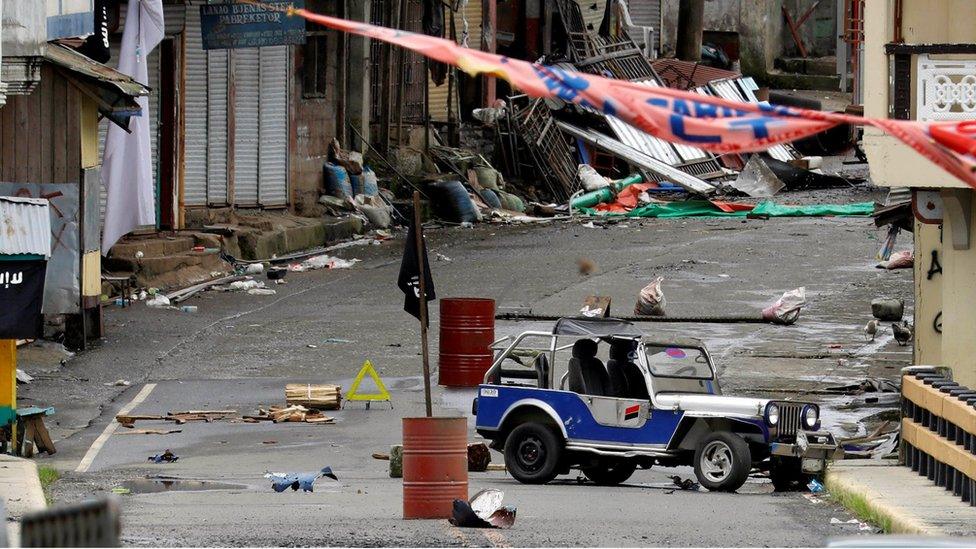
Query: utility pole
[{"left": 676, "top": 0, "right": 704, "bottom": 62}]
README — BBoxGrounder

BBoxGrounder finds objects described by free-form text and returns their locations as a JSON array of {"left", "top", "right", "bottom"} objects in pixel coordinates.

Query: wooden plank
[
  {"left": 52, "top": 74, "right": 69, "bottom": 183},
  {"left": 14, "top": 93, "right": 31, "bottom": 182},
  {"left": 38, "top": 73, "right": 53, "bottom": 183},
  {"left": 27, "top": 72, "right": 43, "bottom": 182},
  {"left": 0, "top": 97, "right": 14, "bottom": 180},
  {"left": 65, "top": 83, "right": 81, "bottom": 183}
]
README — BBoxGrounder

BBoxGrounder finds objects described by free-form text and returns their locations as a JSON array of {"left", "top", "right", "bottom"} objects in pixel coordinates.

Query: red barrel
[
  {"left": 439, "top": 298, "right": 496, "bottom": 387},
  {"left": 402, "top": 417, "right": 468, "bottom": 519}
]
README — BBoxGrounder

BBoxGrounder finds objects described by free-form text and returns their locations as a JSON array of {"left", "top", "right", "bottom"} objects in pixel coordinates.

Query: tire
[
  {"left": 582, "top": 460, "right": 638, "bottom": 486},
  {"left": 693, "top": 431, "right": 751, "bottom": 492},
  {"left": 504, "top": 422, "right": 563, "bottom": 484},
  {"left": 769, "top": 457, "right": 808, "bottom": 492}
]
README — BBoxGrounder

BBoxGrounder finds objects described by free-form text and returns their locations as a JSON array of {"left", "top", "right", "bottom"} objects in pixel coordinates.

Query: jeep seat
[
  {"left": 567, "top": 339, "right": 610, "bottom": 396},
  {"left": 607, "top": 340, "right": 648, "bottom": 399}
]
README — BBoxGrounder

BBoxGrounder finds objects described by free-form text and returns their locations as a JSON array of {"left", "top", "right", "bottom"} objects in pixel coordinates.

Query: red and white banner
[{"left": 284, "top": 5, "right": 976, "bottom": 188}]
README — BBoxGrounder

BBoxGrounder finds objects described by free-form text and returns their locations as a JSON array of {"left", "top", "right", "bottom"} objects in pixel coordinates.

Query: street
[{"left": 22, "top": 196, "right": 914, "bottom": 546}]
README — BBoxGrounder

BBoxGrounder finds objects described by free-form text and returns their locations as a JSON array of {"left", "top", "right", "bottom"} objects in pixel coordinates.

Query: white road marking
[{"left": 75, "top": 383, "right": 157, "bottom": 473}]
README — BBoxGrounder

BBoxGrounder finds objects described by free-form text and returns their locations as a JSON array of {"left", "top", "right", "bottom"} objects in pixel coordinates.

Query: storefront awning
[{"left": 43, "top": 43, "right": 150, "bottom": 132}]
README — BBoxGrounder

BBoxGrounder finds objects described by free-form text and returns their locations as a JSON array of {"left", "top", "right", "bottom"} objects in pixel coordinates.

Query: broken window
[{"left": 302, "top": 30, "right": 329, "bottom": 98}]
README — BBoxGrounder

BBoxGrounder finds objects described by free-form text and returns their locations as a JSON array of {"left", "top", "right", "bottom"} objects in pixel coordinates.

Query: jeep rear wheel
[
  {"left": 504, "top": 422, "right": 562, "bottom": 484},
  {"left": 582, "top": 460, "right": 637, "bottom": 485},
  {"left": 693, "top": 431, "right": 751, "bottom": 492}
]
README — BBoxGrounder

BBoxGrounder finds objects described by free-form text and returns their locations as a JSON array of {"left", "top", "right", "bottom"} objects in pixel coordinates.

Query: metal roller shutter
[
  {"left": 428, "top": 0, "right": 482, "bottom": 122},
  {"left": 258, "top": 45, "right": 288, "bottom": 207},
  {"left": 232, "top": 47, "right": 260, "bottom": 206},
  {"left": 207, "top": 49, "right": 229, "bottom": 205},
  {"left": 628, "top": 0, "right": 661, "bottom": 53},
  {"left": 183, "top": 5, "right": 208, "bottom": 207}
]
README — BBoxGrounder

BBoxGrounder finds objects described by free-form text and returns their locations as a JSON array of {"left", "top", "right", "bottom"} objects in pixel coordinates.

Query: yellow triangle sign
[{"left": 344, "top": 360, "right": 392, "bottom": 407}]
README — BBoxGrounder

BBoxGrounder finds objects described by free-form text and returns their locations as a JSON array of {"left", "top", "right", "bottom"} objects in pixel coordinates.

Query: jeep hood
[{"left": 654, "top": 393, "right": 767, "bottom": 417}]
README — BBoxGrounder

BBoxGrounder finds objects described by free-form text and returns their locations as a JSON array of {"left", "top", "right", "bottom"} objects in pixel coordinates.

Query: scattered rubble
[{"left": 244, "top": 405, "right": 335, "bottom": 424}]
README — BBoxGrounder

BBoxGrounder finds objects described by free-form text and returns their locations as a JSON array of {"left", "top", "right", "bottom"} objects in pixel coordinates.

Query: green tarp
[{"left": 579, "top": 200, "right": 875, "bottom": 219}]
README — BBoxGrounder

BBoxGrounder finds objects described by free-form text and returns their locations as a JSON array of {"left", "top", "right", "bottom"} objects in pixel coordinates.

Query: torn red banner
[{"left": 275, "top": 3, "right": 976, "bottom": 189}]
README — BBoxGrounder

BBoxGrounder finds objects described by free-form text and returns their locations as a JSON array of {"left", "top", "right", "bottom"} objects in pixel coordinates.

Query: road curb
[
  {"left": 824, "top": 464, "right": 938, "bottom": 535},
  {"left": 0, "top": 455, "right": 47, "bottom": 545}
]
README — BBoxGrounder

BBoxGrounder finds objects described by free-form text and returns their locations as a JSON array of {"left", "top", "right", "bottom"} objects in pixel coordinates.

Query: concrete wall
[
  {"left": 861, "top": 1, "right": 976, "bottom": 384},
  {"left": 660, "top": 0, "right": 830, "bottom": 78},
  {"left": 3, "top": 0, "right": 46, "bottom": 57},
  {"left": 914, "top": 220, "right": 943, "bottom": 367},
  {"left": 863, "top": 0, "right": 976, "bottom": 189},
  {"left": 290, "top": 0, "right": 343, "bottom": 215}
]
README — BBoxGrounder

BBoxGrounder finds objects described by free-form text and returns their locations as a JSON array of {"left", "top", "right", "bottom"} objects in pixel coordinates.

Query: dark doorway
[{"left": 158, "top": 37, "right": 177, "bottom": 230}]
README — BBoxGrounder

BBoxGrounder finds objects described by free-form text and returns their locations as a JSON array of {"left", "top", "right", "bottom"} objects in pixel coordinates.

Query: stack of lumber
[
  {"left": 285, "top": 384, "right": 342, "bottom": 410},
  {"left": 244, "top": 405, "right": 335, "bottom": 424}
]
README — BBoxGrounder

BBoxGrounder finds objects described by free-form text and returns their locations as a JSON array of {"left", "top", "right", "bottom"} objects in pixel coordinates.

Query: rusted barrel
[
  {"left": 402, "top": 417, "right": 468, "bottom": 519},
  {"left": 439, "top": 298, "right": 496, "bottom": 387}
]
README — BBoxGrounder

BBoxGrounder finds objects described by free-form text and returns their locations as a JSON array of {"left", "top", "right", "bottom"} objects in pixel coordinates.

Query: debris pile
[{"left": 245, "top": 405, "right": 335, "bottom": 424}]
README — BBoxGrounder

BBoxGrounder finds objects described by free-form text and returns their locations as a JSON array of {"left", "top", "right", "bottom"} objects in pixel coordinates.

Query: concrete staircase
[
  {"left": 104, "top": 235, "right": 232, "bottom": 290},
  {"left": 767, "top": 56, "right": 842, "bottom": 92}
]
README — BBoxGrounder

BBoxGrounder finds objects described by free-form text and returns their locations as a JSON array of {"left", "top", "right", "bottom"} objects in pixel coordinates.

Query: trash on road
[
  {"left": 146, "top": 294, "right": 170, "bottom": 308},
  {"left": 285, "top": 383, "right": 342, "bottom": 410},
  {"left": 117, "top": 410, "right": 239, "bottom": 427},
  {"left": 265, "top": 466, "right": 338, "bottom": 492},
  {"left": 807, "top": 478, "right": 825, "bottom": 493},
  {"left": 267, "top": 266, "right": 288, "bottom": 282},
  {"left": 290, "top": 255, "right": 361, "bottom": 272},
  {"left": 761, "top": 287, "right": 806, "bottom": 325},
  {"left": 16, "top": 368, "right": 33, "bottom": 384},
  {"left": 244, "top": 263, "right": 265, "bottom": 275},
  {"left": 730, "top": 155, "right": 785, "bottom": 198},
  {"left": 105, "top": 379, "right": 130, "bottom": 387},
  {"left": 449, "top": 489, "right": 516, "bottom": 529},
  {"left": 876, "top": 250, "right": 913, "bottom": 270},
  {"left": 822, "top": 378, "right": 899, "bottom": 395},
  {"left": 669, "top": 475, "right": 700, "bottom": 491},
  {"left": 467, "top": 443, "right": 492, "bottom": 473},
  {"left": 246, "top": 405, "right": 335, "bottom": 424},
  {"left": 576, "top": 257, "right": 597, "bottom": 276},
  {"left": 247, "top": 288, "right": 276, "bottom": 296},
  {"left": 634, "top": 276, "right": 666, "bottom": 316},
  {"left": 148, "top": 450, "right": 179, "bottom": 463},
  {"left": 871, "top": 298, "right": 904, "bottom": 321}
]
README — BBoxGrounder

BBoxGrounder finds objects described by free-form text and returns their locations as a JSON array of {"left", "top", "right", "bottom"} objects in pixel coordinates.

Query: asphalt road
[{"left": 23, "top": 202, "right": 914, "bottom": 546}]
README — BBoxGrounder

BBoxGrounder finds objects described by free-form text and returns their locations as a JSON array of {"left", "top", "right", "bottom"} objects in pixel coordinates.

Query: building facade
[{"left": 862, "top": 0, "right": 976, "bottom": 385}]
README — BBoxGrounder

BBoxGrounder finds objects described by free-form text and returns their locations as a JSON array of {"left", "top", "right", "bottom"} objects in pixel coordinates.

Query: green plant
[
  {"left": 829, "top": 488, "right": 892, "bottom": 533},
  {"left": 38, "top": 466, "right": 60, "bottom": 506}
]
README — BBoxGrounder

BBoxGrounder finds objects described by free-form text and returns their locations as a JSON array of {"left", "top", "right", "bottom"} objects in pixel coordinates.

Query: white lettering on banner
[{"left": 1, "top": 271, "right": 24, "bottom": 289}]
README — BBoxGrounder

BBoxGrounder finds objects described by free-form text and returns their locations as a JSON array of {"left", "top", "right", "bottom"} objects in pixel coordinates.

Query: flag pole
[{"left": 413, "top": 191, "right": 433, "bottom": 417}]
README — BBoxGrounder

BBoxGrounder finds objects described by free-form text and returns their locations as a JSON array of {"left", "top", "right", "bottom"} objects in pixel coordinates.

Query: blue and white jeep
[{"left": 473, "top": 317, "right": 842, "bottom": 492}]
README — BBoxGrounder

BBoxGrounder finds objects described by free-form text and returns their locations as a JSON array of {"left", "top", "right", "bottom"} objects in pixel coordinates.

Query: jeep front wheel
[
  {"left": 504, "top": 422, "right": 562, "bottom": 484},
  {"left": 693, "top": 431, "right": 751, "bottom": 492},
  {"left": 582, "top": 459, "right": 637, "bottom": 485}
]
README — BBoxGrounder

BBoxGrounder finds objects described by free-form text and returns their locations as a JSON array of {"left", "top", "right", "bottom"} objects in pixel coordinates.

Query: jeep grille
[{"left": 773, "top": 402, "right": 804, "bottom": 438}]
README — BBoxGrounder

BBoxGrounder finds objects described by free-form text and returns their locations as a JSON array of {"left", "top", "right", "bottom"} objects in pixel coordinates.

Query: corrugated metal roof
[
  {"left": 44, "top": 43, "right": 149, "bottom": 98},
  {"left": 651, "top": 59, "right": 739, "bottom": 90},
  {"left": 0, "top": 197, "right": 52, "bottom": 257}
]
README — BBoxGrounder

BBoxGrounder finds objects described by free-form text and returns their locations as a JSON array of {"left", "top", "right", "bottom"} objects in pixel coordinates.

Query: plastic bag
[
  {"left": 634, "top": 277, "right": 666, "bottom": 316},
  {"left": 578, "top": 164, "right": 611, "bottom": 192},
  {"left": 146, "top": 294, "right": 171, "bottom": 308},
  {"left": 877, "top": 250, "right": 913, "bottom": 270},
  {"left": 761, "top": 287, "right": 806, "bottom": 325}
]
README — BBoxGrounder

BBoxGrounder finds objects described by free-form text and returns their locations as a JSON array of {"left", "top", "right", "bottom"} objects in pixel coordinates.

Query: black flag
[
  {"left": 398, "top": 217, "right": 435, "bottom": 325},
  {"left": 0, "top": 259, "right": 47, "bottom": 339}
]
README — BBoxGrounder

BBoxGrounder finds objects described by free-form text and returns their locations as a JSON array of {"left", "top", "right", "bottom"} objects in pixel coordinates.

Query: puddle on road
[{"left": 121, "top": 477, "right": 247, "bottom": 494}]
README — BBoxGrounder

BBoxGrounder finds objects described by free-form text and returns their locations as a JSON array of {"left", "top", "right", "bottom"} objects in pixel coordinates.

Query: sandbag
[
  {"left": 429, "top": 180, "right": 479, "bottom": 223},
  {"left": 323, "top": 162, "right": 352, "bottom": 198}
]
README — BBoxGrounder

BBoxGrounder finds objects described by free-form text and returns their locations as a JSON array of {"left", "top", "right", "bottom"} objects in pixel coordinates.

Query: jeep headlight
[
  {"left": 764, "top": 402, "right": 780, "bottom": 426},
  {"left": 802, "top": 404, "right": 820, "bottom": 430}
]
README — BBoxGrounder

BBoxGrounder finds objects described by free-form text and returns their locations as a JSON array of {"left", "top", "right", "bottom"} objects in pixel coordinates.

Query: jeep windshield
[{"left": 643, "top": 343, "right": 714, "bottom": 380}]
